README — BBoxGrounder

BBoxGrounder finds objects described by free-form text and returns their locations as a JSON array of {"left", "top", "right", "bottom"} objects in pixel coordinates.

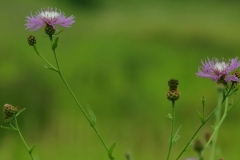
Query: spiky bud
[
  {"left": 204, "top": 132, "right": 212, "bottom": 144},
  {"left": 125, "top": 152, "right": 132, "bottom": 160},
  {"left": 166, "top": 90, "right": 180, "bottom": 101},
  {"left": 201, "top": 96, "right": 206, "bottom": 102},
  {"left": 28, "top": 35, "right": 36, "bottom": 46},
  {"left": 166, "top": 78, "right": 180, "bottom": 101},
  {"left": 3, "top": 104, "right": 20, "bottom": 122},
  {"left": 217, "top": 75, "right": 228, "bottom": 86},
  {"left": 233, "top": 71, "right": 240, "bottom": 79},
  {"left": 45, "top": 24, "right": 56, "bottom": 37},
  {"left": 194, "top": 139, "right": 203, "bottom": 154},
  {"left": 168, "top": 79, "right": 179, "bottom": 90}
]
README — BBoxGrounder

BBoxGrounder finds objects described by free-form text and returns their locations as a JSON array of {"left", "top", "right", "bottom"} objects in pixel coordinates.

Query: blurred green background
[{"left": 1, "top": 0, "right": 240, "bottom": 159}]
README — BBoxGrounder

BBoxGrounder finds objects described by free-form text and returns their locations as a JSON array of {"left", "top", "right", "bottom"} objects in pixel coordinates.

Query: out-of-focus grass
[{"left": 1, "top": 0, "right": 240, "bottom": 160}]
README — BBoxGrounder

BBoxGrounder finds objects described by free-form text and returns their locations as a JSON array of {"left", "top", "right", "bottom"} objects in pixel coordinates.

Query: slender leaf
[
  {"left": 54, "top": 30, "right": 63, "bottom": 35},
  {"left": 108, "top": 142, "right": 116, "bottom": 160},
  {"left": 227, "top": 99, "right": 239, "bottom": 112},
  {"left": 196, "top": 110, "right": 205, "bottom": 124},
  {"left": 52, "top": 37, "right": 59, "bottom": 50},
  {"left": 211, "top": 125, "right": 216, "bottom": 130},
  {"left": 0, "top": 125, "right": 16, "bottom": 131},
  {"left": 29, "top": 144, "right": 37, "bottom": 154},
  {"left": 15, "top": 108, "right": 26, "bottom": 117},
  {"left": 87, "top": 106, "right": 96, "bottom": 127},
  {"left": 166, "top": 113, "right": 172, "bottom": 119},
  {"left": 44, "top": 65, "right": 53, "bottom": 70},
  {"left": 172, "top": 125, "right": 182, "bottom": 145},
  {"left": 44, "top": 65, "right": 58, "bottom": 72}
]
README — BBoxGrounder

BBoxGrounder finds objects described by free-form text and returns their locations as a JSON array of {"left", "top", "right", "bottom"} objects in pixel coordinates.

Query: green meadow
[{"left": 1, "top": 0, "right": 240, "bottom": 159}]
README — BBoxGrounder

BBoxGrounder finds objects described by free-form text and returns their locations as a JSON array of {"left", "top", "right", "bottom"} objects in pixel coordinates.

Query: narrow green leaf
[
  {"left": 0, "top": 125, "right": 16, "bottom": 131},
  {"left": 52, "top": 37, "right": 59, "bottom": 50},
  {"left": 108, "top": 142, "right": 116, "bottom": 160},
  {"left": 54, "top": 30, "right": 63, "bottom": 35},
  {"left": 34, "top": 156, "right": 39, "bottom": 160},
  {"left": 227, "top": 99, "right": 239, "bottom": 112},
  {"left": 15, "top": 108, "right": 26, "bottom": 117},
  {"left": 29, "top": 144, "right": 37, "bottom": 154},
  {"left": 44, "top": 65, "right": 53, "bottom": 69},
  {"left": 196, "top": 110, "right": 205, "bottom": 124},
  {"left": 172, "top": 125, "right": 182, "bottom": 145},
  {"left": 172, "top": 135, "right": 180, "bottom": 145},
  {"left": 211, "top": 125, "right": 215, "bottom": 130},
  {"left": 166, "top": 113, "right": 172, "bottom": 119},
  {"left": 44, "top": 65, "right": 58, "bottom": 72},
  {"left": 87, "top": 106, "right": 96, "bottom": 127}
]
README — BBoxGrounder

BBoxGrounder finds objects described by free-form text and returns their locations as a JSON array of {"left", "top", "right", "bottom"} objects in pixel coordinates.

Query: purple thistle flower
[
  {"left": 25, "top": 7, "right": 75, "bottom": 31},
  {"left": 196, "top": 57, "right": 240, "bottom": 82}
]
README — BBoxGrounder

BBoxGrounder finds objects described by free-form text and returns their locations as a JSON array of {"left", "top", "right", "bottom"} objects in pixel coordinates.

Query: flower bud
[
  {"left": 166, "top": 90, "right": 180, "bottom": 101},
  {"left": 125, "top": 152, "right": 132, "bottom": 160},
  {"left": 201, "top": 96, "right": 206, "bottom": 102},
  {"left": 229, "top": 99, "right": 233, "bottom": 106},
  {"left": 233, "top": 71, "right": 240, "bottom": 79},
  {"left": 204, "top": 132, "right": 212, "bottom": 144},
  {"left": 3, "top": 104, "right": 20, "bottom": 122},
  {"left": 194, "top": 139, "right": 203, "bottom": 154},
  {"left": 28, "top": 35, "right": 36, "bottom": 46},
  {"left": 166, "top": 79, "right": 180, "bottom": 101},
  {"left": 217, "top": 75, "right": 228, "bottom": 86},
  {"left": 45, "top": 24, "right": 56, "bottom": 37},
  {"left": 168, "top": 79, "right": 179, "bottom": 90}
]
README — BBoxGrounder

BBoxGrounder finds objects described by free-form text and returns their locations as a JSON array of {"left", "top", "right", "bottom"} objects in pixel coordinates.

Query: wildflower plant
[
  {"left": 1, "top": 104, "right": 38, "bottom": 160},
  {"left": 176, "top": 57, "right": 240, "bottom": 160},
  {"left": 1, "top": 5, "right": 240, "bottom": 160},
  {"left": 166, "top": 78, "right": 181, "bottom": 160},
  {"left": 164, "top": 57, "right": 240, "bottom": 160},
  {"left": 18, "top": 6, "right": 116, "bottom": 160}
]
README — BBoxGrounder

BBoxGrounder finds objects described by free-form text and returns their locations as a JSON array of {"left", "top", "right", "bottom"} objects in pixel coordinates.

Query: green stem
[
  {"left": 32, "top": 45, "right": 58, "bottom": 72},
  {"left": 14, "top": 117, "right": 35, "bottom": 160},
  {"left": 176, "top": 95, "right": 227, "bottom": 160},
  {"left": 166, "top": 101, "right": 175, "bottom": 160},
  {"left": 52, "top": 49, "right": 110, "bottom": 153},
  {"left": 200, "top": 97, "right": 228, "bottom": 159},
  {"left": 209, "top": 91, "right": 223, "bottom": 159}
]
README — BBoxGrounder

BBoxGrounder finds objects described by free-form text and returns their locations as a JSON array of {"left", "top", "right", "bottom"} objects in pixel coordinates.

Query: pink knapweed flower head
[
  {"left": 25, "top": 7, "right": 75, "bottom": 31},
  {"left": 196, "top": 57, "right": 240, "bottom": 83}
]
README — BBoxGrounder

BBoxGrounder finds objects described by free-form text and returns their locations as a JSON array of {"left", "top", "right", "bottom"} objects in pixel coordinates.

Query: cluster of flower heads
[
  {"left": 3, "top": 104, "right": 20, "bottom": 122},
  {"left": 196, "top": 57, "right": 240, "bottom": 85}
]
